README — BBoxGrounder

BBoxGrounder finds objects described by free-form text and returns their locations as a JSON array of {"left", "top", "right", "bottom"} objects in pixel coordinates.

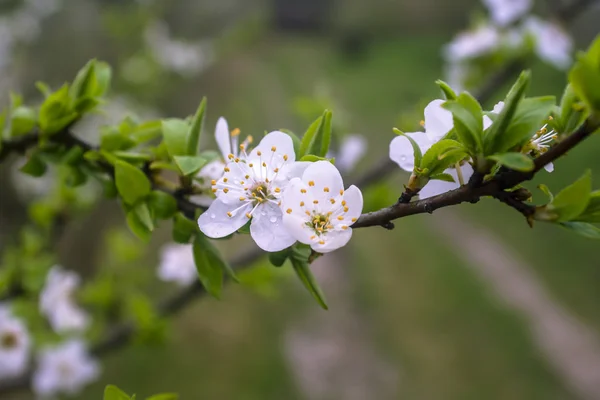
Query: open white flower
[
  {"left": 329, "top": 134, "right": 367, "bottom": 173},
  {"left": 33, "top": 340, "right": 100, "bottom": 398},
  {"left": 194, "top": 117, "right": 252, "bottom": 207},
  {"left": 157, "top": 243, "right": 197, "bottom": 286},
  {"left": 483, "top": 0, "right": 532, "bottom": 26},
  {"left": 39, "top": 266, "right": 89, "bottom": 334},
  {"left": 524, "top": 17, "right": 572, "bottom": 69},
  {"left": 0, "top": 305, "right": 30, "bottom": 379},
  {"left": 198, "top": 131, "right": 306, "bottom": 252},
  {"left": 444, "top": 25, "right": 501, "bottom": 62},
  {"left": 281, "top": 161, "right": 363, "bottom": 253}
]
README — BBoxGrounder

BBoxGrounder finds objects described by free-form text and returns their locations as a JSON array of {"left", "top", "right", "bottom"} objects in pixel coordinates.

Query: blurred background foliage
[{"left": 1, "top": 0, "right": 600, "bottom": 398}]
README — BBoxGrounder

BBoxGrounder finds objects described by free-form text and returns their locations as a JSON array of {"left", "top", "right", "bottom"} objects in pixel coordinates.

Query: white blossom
[
  {"left": 329, "top": 134, "right": 367, "bottom": 173},
  {"left": 281, "top": 161, "right": 363, "bottom": 253},
  {"left": 157, "top": 243, "right": 197, "bottom": 286},
  {"left": 0, "top": 305, "right": 30, "bottom": 379},
  {"left": 198, "top": 131, "right": 307, "bottom": 252},
  {"left": 444, "top": 25, "right": 501, "bottom": 62},
  {"left": 524, "top": 17, "right": 572, "bottom": 69},
  {"left": 193, "top": 117, "right": 252, "bottom": 207},
  {"left": 39, "top": 267, "right": 90, "bottom": 334},
  {"left": 482, "top": 0, "right": 532, "bottom": 26},
  {"left": 33, "top": 340, "right": 99, "bottom": 398}
]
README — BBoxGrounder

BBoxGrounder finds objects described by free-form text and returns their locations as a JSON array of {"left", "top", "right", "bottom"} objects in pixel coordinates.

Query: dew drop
[
  {"left": 269, "top": 216, "right": 277, "bottom": 223},
  {"left": 210, "top": 214, "right": 216, "bottom": 219},
  {"left": 400, "top": 156, "right": 406, "bottom": 161}
]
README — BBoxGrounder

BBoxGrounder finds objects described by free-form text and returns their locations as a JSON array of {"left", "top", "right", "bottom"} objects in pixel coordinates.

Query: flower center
[
  {"left": 249, "top": 183, "right": 272, "bottom": 203},
  {"left": 307, "top": 213, "right": 333, "bottom": 235},
  {"left": 0, "top": 331, "right": 18, "bottom": 349}
]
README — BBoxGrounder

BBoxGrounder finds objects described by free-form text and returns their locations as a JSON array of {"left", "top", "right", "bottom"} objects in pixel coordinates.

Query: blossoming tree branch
[{"left": 0, "top": 0, "right": 598, "bottom": 397}]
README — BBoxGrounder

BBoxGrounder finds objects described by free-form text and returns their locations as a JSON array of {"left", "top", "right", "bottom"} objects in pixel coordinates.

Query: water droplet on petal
[
  {"left": 400, "top": 156, "right": 406, "bottom": 161},
  {"left": 269, "top": 216, "right": 277, "bottom": 223},
  {"left": 210, "top": 214, "right": 216, "bottom": 219},
  {"left": 261, "top": 211, "right": 266, "bottom": 216}
]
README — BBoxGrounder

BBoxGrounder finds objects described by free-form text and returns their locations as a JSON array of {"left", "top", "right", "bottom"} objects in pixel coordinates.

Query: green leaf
[
  {"left": 299, "top": 115, "right": 323, "bottom": 157},
  {"left": 501, "top": 97, "right": 555, "bottom": 150},
  {"left": 10, "top": 106, "right": 36, "bottom": 137},
  {"left": 94, "top": 61, "right": 112, "bottom": 98},
  {"left": 442, "top": 92, "right": 484, "bottom": 154},
  {"left": 560, "top": 222, "right": 600, "bottom": 239},
  {"left": 113, "top": 151, "right": 153, "bottom": 162},
  {"left": 173, "top": 155, "right": 208, "bottom": 176},
  {"left": 488, "top": 152, "right": 534, "bottom": 172},
  {"left": 192, "top": 234, "right": 226, "bottom": 298},
  {"left": 19, "top": 152, "right": 47, "bottom": 177},
  {"left": 162, "top": 119, "right": 189, "bottom": 157},
  {"left": 393, "top": 128, "right": 422, "bottom": 170},
  {"left": 420, "top": 139, "right": 466, "bottom": 176},
  {"left": 429, "top": 172, "right": 456, "bottom": 183},
  {"left": 70, "top": 60, "right": 97, "bottom": 101},
  {"left": 132, "top": 202, "right": 154, "bottom": 232},
  {"left": 290, "top": 245, "right": 328, "bottom": 309},
  {"left": 187, "top": 97, "right": 206, "bottom": 155},
  {"left": 549, "top": 169, "right": 592, "bottom": 222},
  {"left": 435, "top": 80, "right": 457, "bottom": 100},
  {"left": 115, "top": 160, "right": 152, "bottom": 205},
  {"left": 299, "top": 155, "right": 334, "bottom": 163},
  {"left": 268, "top": 248, "right": 290, "bottom": 267},
  {"left": 172, "top": 212, "right": 198, "bottom": 243},
  {"left": 104, "top": 385, "right": 131, "bottom": 400},
  {"left": 280, "top": 129, "right": 302, "bottom": 156},
  {"left": 101, "top": 128, "right": 135, "bottom": 151},
  {"left": 569, "top": 37, "right": 600, "bottom": 111},
  {"left": 538, "top": 184, "right": 554, "bottom": 202},
  {"left": 318, "top": 110, "right": 333, "bottom": 158},
  {"left": 126, "top": 208, "right": 152, "bottom": 242},
  {"left": 39, "top": 84, "right": 75, "bottom": 135},
  {"left": 483, "top": 71, "right": 530, "bottom": 154},
  {"left": 148, "top": 191, "right": 178, "bottom": 219},
  {"left": 573, "top": 190, "right": 600, "bottom": 222}
]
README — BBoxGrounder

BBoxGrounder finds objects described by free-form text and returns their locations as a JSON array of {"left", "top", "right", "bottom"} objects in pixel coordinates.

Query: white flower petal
[
  {"left": 424, "top": 99, "right": 454, "bottom": 142},
  {"left": 251, "top": 131, "right": 295, "bottom": 161},
  {"left": 311, "top": 229, "right": 353, "bottom": 253},
  {"left": 389, "top": 132, "right": 431, "bottom": 172},
  {"left": 282, "top": 214, "right": 314, "bottom": 245},
  {"left": 419, "top": 164, "right": 473, "bottom": 199},
  {"left": 157, "top": 244, "right": 197, "bottom": 286},
  {"left": 250, "top": 202, "right": 296, "bottom": 252},
  {"left": 281, "top": 178, "right": 311, "bottom": 213},
  {"left": 544, "top": 162, "right": 554, "bottom": 173},
  {"left": 341, "top": 185, "right": 363, "bottom": 223},
  {"left": 281, "top": 161, "right": 311, "bottom": 180},
  {"left": 198, "top": 199, "right": 251, "bottom": 238},
  {"left": 483, "top": 0, "right": 532, "bottom": 26},
  {"left": 336, "top": 134, "right": 367, "bottom": 172},
  {"left": 215, "top": 117, "right": 231, "bottom": 159},
  {"left": 525, "top": 17, "right": 572, "bottom": 69},
  {"left": 301, "top": 161, "right": 344, "bottom": 201}
]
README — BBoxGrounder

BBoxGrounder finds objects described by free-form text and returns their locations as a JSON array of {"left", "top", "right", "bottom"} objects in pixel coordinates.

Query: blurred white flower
[
  {"left": 328, "top": 134, "right": 367, "bottom": 173},
  {"left": 0, "top": 305, "right": 30, "bottom": 379},
  {"left": 444, "top": 25, "right": 500, "bottom": 62},
  {"left": 157, "top": 244, "right": 197, "bottom": 286},
  {"left": 33, "top": 340, "right": 99, "bottom": 398},
  {"left": 199, "top": 131, "right": 307, "bottom": 252},
  {"left": 39, "top": 267, "right": 90, "bottom": 334},
  {"left": 524, "top": 17, "right": 573, "bottom": 69},
  {"left": 281, "top": 161, "right": 363, "bottom": 253},
  {"left": 444, "top": 63, "right": 467, "bottom": 93},
  {"left": 482, "top": 0, "right": 532, "bottom": 26},
  {"left": 144, "top": 22, "right": 214, "bottom": 76}
]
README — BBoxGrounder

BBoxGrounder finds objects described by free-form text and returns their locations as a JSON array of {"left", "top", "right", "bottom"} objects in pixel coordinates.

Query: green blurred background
[{"left": 1, "top": 0, "right": 600, "bottom": 398}]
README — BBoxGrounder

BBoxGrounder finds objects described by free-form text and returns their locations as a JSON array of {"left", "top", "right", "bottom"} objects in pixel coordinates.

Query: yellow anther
[
  {"left": 247, "top": 135, "right": 254, "bottom": 143},
  {"left": 212, "top": 188, "right": 217, "bottom": 193},
  {"left": 548, "top": 115, "right": 554, "bottom": 120},
  {"left": 246, "top": 213, "right": 252, "bottom": 219},
  {"left": 327, "top": 225, "right": 333, "bottom": 230},
  {"left": 235, "top": 158, "right": 240, "bottom": 163},
  {"left": 286, "top": 208, "right": 292, "bottom": 214},
  {"left": 337, "top": 216, "right": 344, "bottom": 221},
  {"left": 239, "top": 197, "right": 245, "bottom": 201},
  {"left": 223, "top": 178, "right": 228, "bottom": 183},
  {"left": 231, "top": 128, "right": 241, "bottom": 136},
  {"left": 228, "top": 154, "right": 234, "bottom": 160},
  {"left": 274, "top": 168, "right": 279, "bottom": 173},
  {"left": 341, "top": 200, "right": 347, "bottom": 206},
  {"left": 330, "top": 199, "right": 336, "bottom": 204},
  {"left": 344, "top": 206, "right": 349, "bottom": 212},
  {"left": 211, "top": 180, "right": 216, "bottom": 185},
  {"left": 305, "top": 211, "right": 311, "bottom": 216},
  {"left": 323, "top": 187, "right": 330, "bottom": 192},
  {"left": 351, "top": 218, "right": 357, "bottom": 222},
  {"left": 283, "top": 155, "right": 289, "bottom": 161},
  {"left": 245, "top": 175, "right": 250, "bottom": 179},
  {"left": 419, "top": 120, "right": 425, "bottom": 127},
  {"left": 262, "top": 162, "right": 267, "bottom": 167},
  {"left": 223, "top": 188, "right": 229, "bottom": 193},
  {"left": 227, "top": 212, "right": 233, "bottom": 217},
  {"left": 278, "top": 201, "right": 281, "bottom": 206},
  {"left": 257, "top": 151, "right": 262, "bottom": 156},
  {"left": 249, "top": 163, "right": 254, "bottom": 167},
  {"left": 319, "top": 240, "right": 325, "bottom": 245},
  {"left": 301, "top": 189, "right": 307, "bottom": 194},
  {"left": 339, "top": 189, "right": 344, "bottom": 195},
  {"left": 300, "top": 201, "right": 305, "bottom": 206},
  {"left": 342, "top": 225, "right": 348, "bottom": 230},
  {"left": 308, "top": 181, "right": 315, "bottom": 186},
  {"left": 240, "top": 181, "right": 245, "bottom": 185},
  {"left": 224, "top": 167, "right": 230, "bottom": 172},
  {"left": 275, "top": 188, "right": 281, "bottom": 193},
  {"left": 313, "top": 200, "right": 319, "bottom": 204},
  {"left": 240, "top": 144, "right": 245, "bottom": 151},
  {"left": 310, "top": 235, "right": 316, "bottom": 240},
  {"left": 265, "top": 178, "right": 270, "bottom": 183},
  {"left": 271, "top": 146, "right": 277, "bottom": 152}
]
